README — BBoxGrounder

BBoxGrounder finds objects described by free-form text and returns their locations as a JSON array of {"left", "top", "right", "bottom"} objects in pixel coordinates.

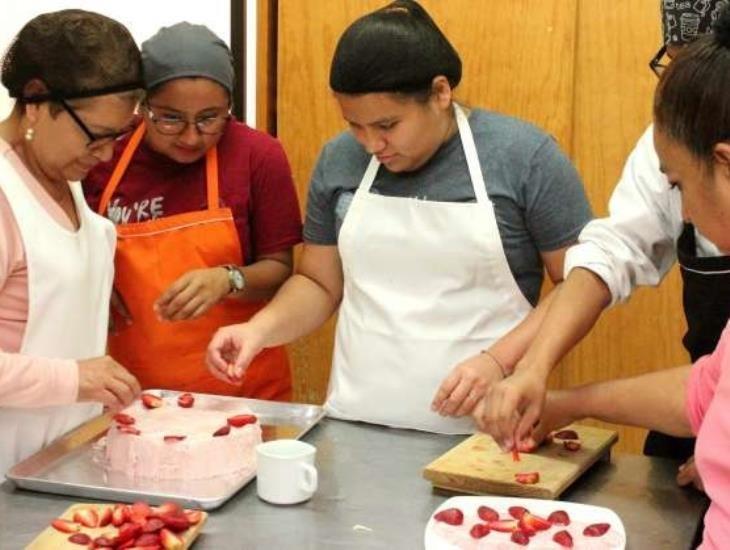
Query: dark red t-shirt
[{"left": 83, "top": 120, "right": 302, "bottom": 263}]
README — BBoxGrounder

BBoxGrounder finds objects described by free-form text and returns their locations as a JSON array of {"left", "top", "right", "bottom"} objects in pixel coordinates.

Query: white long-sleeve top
[{"left": 564, "top": 125, "right": 722, "bottom": 306}]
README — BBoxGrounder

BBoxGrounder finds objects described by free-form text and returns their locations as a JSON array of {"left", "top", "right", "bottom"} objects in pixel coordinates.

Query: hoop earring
[{"left": 24, "top": 128, "right": 35, "bottom": 141}]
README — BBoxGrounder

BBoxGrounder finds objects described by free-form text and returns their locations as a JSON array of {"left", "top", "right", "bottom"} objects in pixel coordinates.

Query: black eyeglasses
[
  {"left": 143, "top": 103, "right": 231, "bottom": 136},
  {"left": 59, "top": 99, "right": 132, "bottom": 148},
  {"left": 649, "top": 45, "right": 669, "bottom": 77}
]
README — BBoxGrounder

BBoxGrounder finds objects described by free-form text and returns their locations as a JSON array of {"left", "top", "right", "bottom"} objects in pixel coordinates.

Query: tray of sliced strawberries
[
  {"left": 26, "top": 500, "right": 206, "bottom": 549},
  {"left": 425, "top": 495, "right": 626, "bottom": 549}
]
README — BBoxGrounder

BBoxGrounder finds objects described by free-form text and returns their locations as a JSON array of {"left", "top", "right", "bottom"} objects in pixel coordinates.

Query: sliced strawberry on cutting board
[
  {"left": 142, "top": 517, "right": 165, "bottom": 533},
  {"left": 98, "top": 506, "right": 113, "bottom": 527},
  {"left": 93, "top": 535, "right": 116, "bottom": 547},
  {"left": 514, "top": 471, "right": 540, "bottom": 484},
  {"left": 227, "top": 414, "right": 257, "bottom": 427},
  {"left": 153, "top": 502, "right": 183, "bottom": 518},
  {"left": 563, "top": 440, "right": 581, "bottom": 452},
  {"left": 159, "top": 513, "right": 191, "bottom": 532},
  {"left": 116, "top": 522, "right": 144, "bottom": 544},
  {"left": 51, "top": 518, "right": 80, "bottom": 533},
  {"left": 184, "top": 509, "right": 203, "bottom": 525},
  {"left": 134, "top": 532, "right": 162, "bottom": 546},
  {"left": 34, "top": 502, "right": 208, "bottom": 549},
  {"left": 433, "top": 507, "right": 464, "bottom": 525},
  {"left": 129, "top": 501, "right": 153, "bottom": 524},
  {"left": 112, "top": 503, "right": 129, "bottom": 526},
  {"left": 553, "top": 429, "right": 579, "bottom": 440},
  {"left": 67, "top": 532, "right": 91, "bottom": 545},
  {"left": 163, "top": 435, "right": 187, "bottom": 443},
  {"left": 160, "top": 527, "right": 185, "bottom": 549},
  {"left": 73, "top": 506, "right": 99, "bottom": 528},
  {"left": 141, "top": 393, "right": 163, "bottom": 409}
]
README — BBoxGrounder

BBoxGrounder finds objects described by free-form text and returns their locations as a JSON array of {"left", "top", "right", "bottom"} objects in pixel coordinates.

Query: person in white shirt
[{"left": 474, "top": 0, "right": 730, "bottom": 489}]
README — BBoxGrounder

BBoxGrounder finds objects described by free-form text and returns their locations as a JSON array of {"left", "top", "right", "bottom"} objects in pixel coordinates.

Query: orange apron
[{"left": 97, "top": 123, "right": 291, "bottom": 400}]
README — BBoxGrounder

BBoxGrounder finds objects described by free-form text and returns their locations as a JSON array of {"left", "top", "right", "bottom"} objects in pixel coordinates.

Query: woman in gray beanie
[{"left": 83, "top": 22, "right": 301, "bottom": 400}]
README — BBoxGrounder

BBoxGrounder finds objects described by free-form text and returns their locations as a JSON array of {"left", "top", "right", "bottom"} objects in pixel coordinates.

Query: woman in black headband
[{"left": 0, "top": 9, "right": 143, "bottom": 474}]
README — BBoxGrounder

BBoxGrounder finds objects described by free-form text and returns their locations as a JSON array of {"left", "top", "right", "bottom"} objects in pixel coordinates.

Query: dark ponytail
[
  {"left": 329, "top": 0, "right": 461, "bottom": 99},
  {"left": 654, "top": 4, "right": 730, "bottom": 164}
]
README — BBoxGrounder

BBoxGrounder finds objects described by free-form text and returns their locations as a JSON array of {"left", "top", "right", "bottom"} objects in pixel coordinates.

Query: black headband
[{"left": 18, "top": 80, "right": 143, "bottom": 103}]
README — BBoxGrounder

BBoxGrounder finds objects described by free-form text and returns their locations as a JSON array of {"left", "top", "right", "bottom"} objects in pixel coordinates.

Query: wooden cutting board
[
  {"left": 25, "top": 502, "right": 207, "bottom": 549},
  {"left": 423, "top": 424, "right": 618, "bottom": 499}
]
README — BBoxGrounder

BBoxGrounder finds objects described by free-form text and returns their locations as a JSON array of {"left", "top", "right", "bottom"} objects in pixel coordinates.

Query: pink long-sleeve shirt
[
  {"left": 0, "top": 138, "right": 78, "bottom": 407},
  {"left": 686, "top": 320, "right": 730, "bottom": 550}
]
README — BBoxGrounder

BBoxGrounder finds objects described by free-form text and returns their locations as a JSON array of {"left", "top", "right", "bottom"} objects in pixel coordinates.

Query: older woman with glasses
[
  {"left": 83, "top": 23, "right": 302, "bottom": 400},
  {"left": 0, "top": 9, "right": 143, "bottom": 474},
  {"left": 476, "top": 1, "right": 730, "bottom": 487}
]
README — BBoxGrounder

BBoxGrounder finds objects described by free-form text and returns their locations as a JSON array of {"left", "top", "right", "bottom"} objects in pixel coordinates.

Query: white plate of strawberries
[{"left": 425, "top": 496, "right": 626, "bottom": 549}]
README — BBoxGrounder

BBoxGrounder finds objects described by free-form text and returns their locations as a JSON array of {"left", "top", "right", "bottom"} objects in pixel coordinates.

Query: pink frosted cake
[{"left": 105, "top": 392, "right": 262, "bottom": 479}]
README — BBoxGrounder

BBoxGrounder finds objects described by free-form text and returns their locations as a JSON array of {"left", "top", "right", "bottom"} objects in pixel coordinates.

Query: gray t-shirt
[{"left": 304, "top": 108, "right": 592, "bottom": 305}]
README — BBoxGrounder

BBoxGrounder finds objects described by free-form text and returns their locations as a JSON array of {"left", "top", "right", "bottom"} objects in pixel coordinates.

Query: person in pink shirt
[
  {"left": 0, "top": 10, "right": 142, "bottom": 474},
  {"left": 520, "top": 10, "right": 730, "bottom": 547}
]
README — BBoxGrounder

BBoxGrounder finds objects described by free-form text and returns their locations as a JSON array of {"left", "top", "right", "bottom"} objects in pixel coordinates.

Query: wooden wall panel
[
  {"left": 276, "top": 0, "right": 690, "bottom": 455},
  {"left": 558, "top": 0, "right": 689, "bottom": 454},
  {"left": 277, "top": 0, "right": 578, "bottom": 405}
]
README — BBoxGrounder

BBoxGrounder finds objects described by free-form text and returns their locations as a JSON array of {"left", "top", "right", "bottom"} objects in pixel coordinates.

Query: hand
[
  {"left": 109, "top": 287, "right": 132, "bottom": 334},
  {"left": 154, "top": 267, "right": 230, "bottom": 321},
  {"left": 522, "top": 389, "right": 579, "bottom": 448},
  {"left": 76, "top": 356, "right": 141, "bottom": 411},
  {"left": 206, "top": 323, "right": 264, "bottom": 385},
  {"left": 432, "top": 352, "right": 504, "bottom": 417},
  {"left": 473, "top": 366, "right": 549, "bottom": 451},
  {"left": 677, "top": 456, "right": 705, "bottom": 492}
]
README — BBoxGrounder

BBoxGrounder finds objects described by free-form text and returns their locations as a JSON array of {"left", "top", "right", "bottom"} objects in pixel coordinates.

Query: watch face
[{"left": 231, "top": 268, "right": 245, "bottom": 290}]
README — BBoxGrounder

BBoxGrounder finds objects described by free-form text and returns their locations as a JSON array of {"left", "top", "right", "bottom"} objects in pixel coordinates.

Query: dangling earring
[{"left": 24, "top": 128, "right": 35, "bottom": 141}]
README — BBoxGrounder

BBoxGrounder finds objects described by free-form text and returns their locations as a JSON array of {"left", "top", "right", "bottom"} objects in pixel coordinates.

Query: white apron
[
  {"left": 326, "top": 104, "right": 533, "bottom": 434},
  {"left": 0, "top": 155, "right": 114, "bottom": 474}
]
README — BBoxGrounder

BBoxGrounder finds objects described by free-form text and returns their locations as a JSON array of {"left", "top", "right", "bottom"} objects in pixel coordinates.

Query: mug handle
[{"left": 300, "top": 463, "right": 318, "bottom": 494}]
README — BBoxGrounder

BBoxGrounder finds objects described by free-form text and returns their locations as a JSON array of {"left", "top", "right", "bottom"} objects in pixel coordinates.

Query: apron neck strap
[
  {"left": 205, "top": 145, "right": 220, "bottom": 210},
  {"left": 97, "top": 122, "right": 220, "bottom": 215},
  {"left": 453, "top": 103, "right": 489, "bottom": 204}
]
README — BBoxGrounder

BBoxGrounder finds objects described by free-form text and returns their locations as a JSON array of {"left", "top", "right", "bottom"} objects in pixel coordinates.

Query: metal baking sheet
[{"left": 6, "top": 390, "right": 325, "bottom": 510}]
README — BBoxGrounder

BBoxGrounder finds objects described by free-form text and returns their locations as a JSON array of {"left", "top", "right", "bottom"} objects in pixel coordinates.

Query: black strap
[{"left": 19, "top": 80, "right": 143, "bottom": 103}]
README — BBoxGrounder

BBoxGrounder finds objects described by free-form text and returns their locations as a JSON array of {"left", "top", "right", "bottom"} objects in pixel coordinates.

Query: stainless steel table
[{"left": 0, "top": 418, "right": 707, "bottom": 549}]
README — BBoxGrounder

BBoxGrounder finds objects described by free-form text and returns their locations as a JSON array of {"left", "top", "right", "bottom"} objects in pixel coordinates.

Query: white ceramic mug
[{"left": 256, "top": 439, "right": 318, "bottom": 504}]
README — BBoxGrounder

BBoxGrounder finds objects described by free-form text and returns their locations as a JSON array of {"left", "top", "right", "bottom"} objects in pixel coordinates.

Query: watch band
[{"left": 223, "top": 264, "right": 246, "bottom": 293}]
